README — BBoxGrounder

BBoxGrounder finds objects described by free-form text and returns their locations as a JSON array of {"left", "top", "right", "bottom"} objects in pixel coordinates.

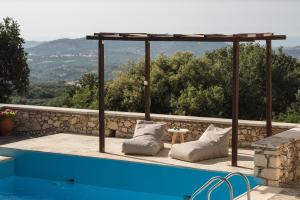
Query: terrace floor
[
  {"left": 1, "top": 133, "right": 254, "bottom": 174},
  {"left": 1, "top": 133, "right": 299, "bottom": 200}
]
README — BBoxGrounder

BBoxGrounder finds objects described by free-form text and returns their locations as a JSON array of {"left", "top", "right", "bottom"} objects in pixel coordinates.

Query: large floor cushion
[
  {"left": 169, "top": 125, "right": 232, "bottom": 162},
  {"left": 122, "top": 120, "right": 165, "bottom": 156}
]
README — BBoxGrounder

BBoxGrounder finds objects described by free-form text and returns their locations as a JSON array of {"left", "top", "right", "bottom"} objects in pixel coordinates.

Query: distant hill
[
  {"left": 283, "top": 46, "right": 300, "bottom": 59},
  {"left": 25, "top": 38, "right": 229, "bottom": 82},
  {"left": 273, "top": 36, "right": 300, "bottom": 48},
  {"left": 24, "top": 41, "right": 44, "bottom": 49}
]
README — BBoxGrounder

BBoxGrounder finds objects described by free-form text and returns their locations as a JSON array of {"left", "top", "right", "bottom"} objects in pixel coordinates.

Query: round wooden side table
[{"left": 168, "top": 128, "right": 189, "bottom": 145}]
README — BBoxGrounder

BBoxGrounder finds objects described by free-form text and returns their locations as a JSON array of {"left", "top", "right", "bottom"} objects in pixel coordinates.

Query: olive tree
[{"left": 0, "top": 17, "right": 29, "bottom": 102}]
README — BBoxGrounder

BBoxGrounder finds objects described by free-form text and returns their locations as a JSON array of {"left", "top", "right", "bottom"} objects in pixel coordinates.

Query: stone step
[
  {"left": 0, "top": 156, "right": 13, "bottom": 161},
  {"left": 0, "top": 156, "right": 14, "bottom": 178}
]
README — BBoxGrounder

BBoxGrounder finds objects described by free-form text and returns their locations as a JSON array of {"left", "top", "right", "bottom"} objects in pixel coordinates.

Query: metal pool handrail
[
  {"left": 189, "top": 176, "right": 234, "bottom": 200},
  {"left": 207, "top": 172, "right": 251, "bottom": 200}
]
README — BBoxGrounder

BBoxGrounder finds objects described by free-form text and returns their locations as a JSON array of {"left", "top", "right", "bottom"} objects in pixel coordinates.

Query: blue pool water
[
  {"left": 0, "top": 176, "right": 182, "bottom": 200},
  {"left": 0, "top": 147, "right": 263, "bottom": 200}
]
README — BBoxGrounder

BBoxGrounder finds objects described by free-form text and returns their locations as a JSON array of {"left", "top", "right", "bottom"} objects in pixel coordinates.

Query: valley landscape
[
  {"left": 25, "top": 38, "right": 229, "bottom": 82},
  {"left": 25, "top": 37, "right": 300, "bottom": 83}
]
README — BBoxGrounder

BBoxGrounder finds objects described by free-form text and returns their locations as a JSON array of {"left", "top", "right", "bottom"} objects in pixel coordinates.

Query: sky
[{"left": 1, "top": 0, "right": 300, "bottom": 46}]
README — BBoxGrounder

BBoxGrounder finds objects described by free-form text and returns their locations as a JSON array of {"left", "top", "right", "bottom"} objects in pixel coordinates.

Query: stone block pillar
[{"left": 253, "top": 128, "right": 300, "bottom": 187}]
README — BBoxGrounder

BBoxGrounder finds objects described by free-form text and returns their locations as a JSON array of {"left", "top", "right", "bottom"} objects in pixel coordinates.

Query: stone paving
[
  {"left": 0, "top": 135, "right": 32, "bottom": 145},
  {"left": 268, "top": 181, "right": 300, "bottom": 200},
  {"left": 0, "top": 133, "right": 255, "bottom": 174}
]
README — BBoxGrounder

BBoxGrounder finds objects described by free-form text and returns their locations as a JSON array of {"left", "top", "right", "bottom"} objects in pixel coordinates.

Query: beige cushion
[
  {"left": 198, "top": 124, "right": 231, "bottom": 146},
  {"left": 133, "top": 120, "right": 165, "bottom": 140},
  {"left": 122, "top": 120, "right": 165, "bottom": 156},
  {"left": 169, "top": 125, "right": 232, "bottom": 162}
]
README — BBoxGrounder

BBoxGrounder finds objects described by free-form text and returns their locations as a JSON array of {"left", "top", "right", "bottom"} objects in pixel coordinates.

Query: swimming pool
[{"left": 0, "top": 147, "right": 263, "bottom": 200}]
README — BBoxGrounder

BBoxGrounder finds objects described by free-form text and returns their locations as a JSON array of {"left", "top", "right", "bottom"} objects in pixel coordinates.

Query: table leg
[
  {"left": 180, "top": 133, "right": 185, "bottom": 143},
  {"left": 171, "top": 133, "right": 177, "bottom": 145}
]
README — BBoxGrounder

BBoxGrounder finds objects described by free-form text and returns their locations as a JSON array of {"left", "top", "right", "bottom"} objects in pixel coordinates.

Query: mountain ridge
[
  {"left": 25, "top": 37, "right": 300, "bottom": 82},
  {"left": 25, "top": 38, "right": 229, "bottom": 82}
]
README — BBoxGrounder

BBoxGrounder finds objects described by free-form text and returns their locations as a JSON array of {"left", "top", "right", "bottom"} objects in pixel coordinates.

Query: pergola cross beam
[{"left": 87, "top": 32, "right": 285, "bottom": 42}]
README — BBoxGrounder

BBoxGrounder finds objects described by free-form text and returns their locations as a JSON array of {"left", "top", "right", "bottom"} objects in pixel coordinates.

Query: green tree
[
  {"left": 272, "top": 48, "right": 300, "bottom": 114},
  {"left": 104, "top": 44, "right": 300, "bottom": 121},
  {"left": 105, "top": 61, "right": 144, "bottom": 112},
  {"left": 0, "top": 17, "right": 29, "bottom": 102},
  {"left": 205, "top": 44, "right": 300, "bottom": 120},
  {"left": 275, "top": 90, "right": 300, "bottom": 123},
  {"left": 50, "top": 43, "right": 299, "bottom": 123},
  {"left": 170, "top": 85, "right": 225, "bottom": 116},
  {"left": 69, "top": 73, "right": 99, "bottom": 109}
]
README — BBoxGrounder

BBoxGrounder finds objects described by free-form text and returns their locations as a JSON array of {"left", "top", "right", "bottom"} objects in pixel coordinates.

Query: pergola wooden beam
[
  {"left": 86, "top": 32, "right": 286, "bottom": 166},
  {"left": 87, "top": 32, "right": 286, "bottom": 42}
]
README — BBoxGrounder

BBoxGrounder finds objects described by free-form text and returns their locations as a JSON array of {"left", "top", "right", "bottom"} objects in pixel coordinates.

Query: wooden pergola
[{"left": 86, "top": 32, "right": 286, "bottom": 166}]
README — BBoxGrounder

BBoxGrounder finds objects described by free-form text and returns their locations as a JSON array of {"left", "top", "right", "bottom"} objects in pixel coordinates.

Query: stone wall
[
  {"left": 253, "top": 128, "right": 300, "bottom": 187},
  {"left": 1, "top": 104, "right": 299, "bottom": 147}
]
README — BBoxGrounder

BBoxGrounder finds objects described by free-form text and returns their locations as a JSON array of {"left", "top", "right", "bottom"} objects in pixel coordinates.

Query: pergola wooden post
[
  {"left": 144, "top": 40, "right": 151, "bottom": 121},
  {"left": 87, "top": 32, "right": 286, "bottom": 166},
  {"left": 232, "top": 40, "right": 240, "bottom": 167},
  {"left": 266, "top": 40, "right": 272, "bottom": 137},
  {"left": 98, "top": 40, "right": 105, "bottom": 152}
]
